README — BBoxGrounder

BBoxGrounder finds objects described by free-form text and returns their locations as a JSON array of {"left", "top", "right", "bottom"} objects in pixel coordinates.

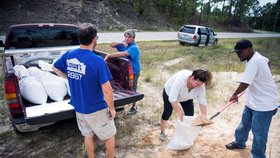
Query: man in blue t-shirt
[
  {"left": 105, "top": 29, "right": 141, "bottom": 115},
  {"left": 53, "top": 23, "right": 116, "bottom": 158}
]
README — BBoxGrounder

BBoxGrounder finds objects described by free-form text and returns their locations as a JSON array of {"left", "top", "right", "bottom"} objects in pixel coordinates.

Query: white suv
[{"left": 177, "top": 25, "right": 218, "bottom": 46}]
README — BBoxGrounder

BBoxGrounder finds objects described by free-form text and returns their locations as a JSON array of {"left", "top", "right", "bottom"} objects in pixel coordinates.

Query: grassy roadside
[{"left": 97, "top": 38, "right": 280, "bottom": 77}]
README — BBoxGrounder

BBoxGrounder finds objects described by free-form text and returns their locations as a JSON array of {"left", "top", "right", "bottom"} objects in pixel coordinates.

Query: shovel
[{"left": 192, "top": 91, "right": 246, "bottom": 126}]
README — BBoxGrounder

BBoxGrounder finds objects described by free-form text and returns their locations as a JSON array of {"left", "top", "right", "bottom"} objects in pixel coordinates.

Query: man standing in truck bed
[
  {"left": 105, "top": 29, "right": 141, "bottom": 115},
  {"left": 53, "top": 23, "right": 116, "bottom": 158}
]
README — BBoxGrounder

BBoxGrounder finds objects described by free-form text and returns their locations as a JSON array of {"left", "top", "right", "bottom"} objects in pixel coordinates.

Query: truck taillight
[
  {"left": 8, "top": 103, "right": 20, "bottom": 108},
  {"left": 38, "top": 23, "right": 54, "bottom": 27},
  {"left": 5, "top": 93, "right": 17, "bottom": 100},
  {"left": 193, "top": 35, "right": 197, "bottom": 41},
  {"left": 5, "top": 79, "right": 16, "bottom": 92},
  {"left": 128, "top": 65, "right": 134, "bottom": 89},
  {"left": 4, "top": 77, "right": 23, "bottom": 117},
  {"left": 5, "top": 79, "right": 17, "bottom": 99}
]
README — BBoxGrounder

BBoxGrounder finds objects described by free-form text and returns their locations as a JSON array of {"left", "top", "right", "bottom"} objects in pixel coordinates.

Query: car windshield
[
  {"left": 7, "top": 27, "right": 79, "bottom": 49},
  {"left": 180, "top": 26, "right": 195, "bottom": 34}
]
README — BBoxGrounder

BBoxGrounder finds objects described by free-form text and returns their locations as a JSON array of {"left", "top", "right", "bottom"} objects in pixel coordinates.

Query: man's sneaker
[
  {"left": 159, "top": 132, "right": 167, "bottom": 141},
  {"left": 128, "top": 107, "right": 137, "bottom": 115},
  {"left": 225, "top": 142, "right": 245, "bottom": 150}
]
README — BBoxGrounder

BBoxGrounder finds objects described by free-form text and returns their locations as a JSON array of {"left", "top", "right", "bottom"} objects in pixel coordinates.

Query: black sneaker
[
  {"left": 128, "top": 107, "right": 137, "bottom": 115},
  {"left": 225, "top": 142, "right": 245, "bottom": 150}
]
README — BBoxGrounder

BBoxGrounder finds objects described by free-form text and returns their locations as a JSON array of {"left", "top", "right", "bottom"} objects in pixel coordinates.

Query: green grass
[
  {"left": 97, "top": 38, "right": 280, "bottom": 75},
  {"left": 143, "top": 69, "right": 155, "bottom": 82}
]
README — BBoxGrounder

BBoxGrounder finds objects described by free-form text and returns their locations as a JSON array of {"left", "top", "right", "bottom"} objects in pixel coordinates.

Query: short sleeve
[
  {"left": 116, "top": 43, "right": 127, "bottom": 52},
  {"left": 53, "top": 52, "right": 68, "bottom": 73},
  {"left": 126, "top": 45, "right": 139, "bottom": 59},
  {"left": 197, "top": 85, "right": 207, "bottom": 105},
  {"left": 241, "top": 60, "right": 259, "bottom": 85}
]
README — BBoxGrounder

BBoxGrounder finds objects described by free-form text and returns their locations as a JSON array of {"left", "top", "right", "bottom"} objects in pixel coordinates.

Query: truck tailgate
[
  {"left": 112, "top": 81, "right": 144, "bottom": 107},
  {"left": 25, "top": 90, "right": 144, "bottom": 125}
]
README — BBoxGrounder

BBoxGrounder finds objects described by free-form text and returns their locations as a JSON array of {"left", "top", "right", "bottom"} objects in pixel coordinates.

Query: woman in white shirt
[{"left": 159, "top": 69, "right": 212, "bottom": 141}]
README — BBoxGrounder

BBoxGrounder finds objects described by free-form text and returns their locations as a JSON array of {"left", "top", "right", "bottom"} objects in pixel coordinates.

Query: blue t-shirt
[
  {"left": 115, "top": 42, "right": 141, "bottom": 74},
  {"left": 54, "top": 48, "right": 112, "bottom": 114}
]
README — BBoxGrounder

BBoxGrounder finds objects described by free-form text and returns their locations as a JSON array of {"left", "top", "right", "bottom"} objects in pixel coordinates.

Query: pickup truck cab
[{"left": 1, "top": 23, "right": 144, "bottom": 133}]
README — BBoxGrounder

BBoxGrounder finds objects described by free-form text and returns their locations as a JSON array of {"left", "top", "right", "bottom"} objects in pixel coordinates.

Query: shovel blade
[{"left": 191, "top": 114, "right": 214, "bottom": 126}]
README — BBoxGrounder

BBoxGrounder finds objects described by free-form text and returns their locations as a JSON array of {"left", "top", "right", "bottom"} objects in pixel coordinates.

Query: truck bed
[{"left": 4, "top": 47, "right": 144, "bottom": 127}]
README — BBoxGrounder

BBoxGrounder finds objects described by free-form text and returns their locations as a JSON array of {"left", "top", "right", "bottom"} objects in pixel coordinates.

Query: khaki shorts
[{"left": 76, "top": 108, "right": 117, "bottom": 140}]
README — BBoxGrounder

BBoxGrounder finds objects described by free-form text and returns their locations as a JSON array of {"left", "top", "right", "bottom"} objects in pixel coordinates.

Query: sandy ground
[{"left": 0, "top": 65, "right": 279, "bottom": 157}]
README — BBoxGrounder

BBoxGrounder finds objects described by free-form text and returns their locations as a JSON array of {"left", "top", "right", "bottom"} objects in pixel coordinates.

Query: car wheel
[
  {"left": 194, "top": 42, "right": 199, "bottom": 47},
  {"left": 213, "top": 40, "right": 218, "bottom": 45},
  {"left": 179, "top": 42, "right": 185, "bottom": 45}
]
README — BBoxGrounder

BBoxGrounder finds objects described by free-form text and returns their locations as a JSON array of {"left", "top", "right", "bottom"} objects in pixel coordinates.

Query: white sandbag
[
  {"left": 27, "top": 67, "right": 44, "bottom": 82},
  {"left": 38, "top": 60, "right": 53, "bottom": 72},
  {"left": 14, "top": 65, "right": 29, "bottom": 79},
  {"left": 40, "top": 71, "right": 68, "bottom": 101},
  {"left": 19, "top": 77, "right": 48, "bottom": 104},
  {"left": 166, "top": 116, "right": 202, "bottom": 150},
  {"left": 28, "top": 66, "right": 68, "bottom": 101}
]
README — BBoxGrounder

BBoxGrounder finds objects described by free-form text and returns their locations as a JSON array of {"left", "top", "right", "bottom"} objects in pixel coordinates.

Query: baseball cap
[{"left": 232, "top": 39, "right": 252, "bottom": 53}]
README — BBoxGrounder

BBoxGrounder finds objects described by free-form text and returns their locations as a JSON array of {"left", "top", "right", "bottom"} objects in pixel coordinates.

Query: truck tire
[
  {"left": 213, "top": 40, "right": 218, "bottom": 45},
  {"left": 12, "top": 123, "right": 24, "bottom": 134}
]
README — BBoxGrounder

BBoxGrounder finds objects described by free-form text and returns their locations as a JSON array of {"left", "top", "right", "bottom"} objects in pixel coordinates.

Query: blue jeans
[
  {"left": 234, "top": 106, "right": 277, "bottom": 158},
  {"left": 131, "top": 72, "right": 140, "bottom": 107}
]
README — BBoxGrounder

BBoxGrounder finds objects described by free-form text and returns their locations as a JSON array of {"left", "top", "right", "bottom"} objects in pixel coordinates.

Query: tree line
[{"left": 112, "top": 0, "right": 279, "bottom": 32}]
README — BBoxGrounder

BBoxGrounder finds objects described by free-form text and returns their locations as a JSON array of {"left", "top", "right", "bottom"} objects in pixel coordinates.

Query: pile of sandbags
[
  {"left": 38, "top": 60, "right": 71, "bottom": 96},
  {"left": 13, "top": 62, "right": 68, "bottom": 104},
  {"left": 14, "top": 65, "right": 47, "bottom": 104},
  {"left": 28, "top": 66, "right": 68, "bottom": 101}
]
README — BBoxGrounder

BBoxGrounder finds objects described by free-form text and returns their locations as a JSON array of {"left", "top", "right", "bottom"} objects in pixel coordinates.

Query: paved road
[
  {"left": 97, "top": 31, "right": 280, "bottom": 43},
  {"left": 1, "top": 31, "right": 280, "bottom": 44}
]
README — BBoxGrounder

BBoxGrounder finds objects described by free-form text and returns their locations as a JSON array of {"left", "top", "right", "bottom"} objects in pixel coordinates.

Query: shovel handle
[
  {"left": 210, "top": 91, "right": 246, "bottom": 120},
  {"left": 219, "top": 91, "right": 246, "bottom": 112},
  {"left": 210, "top": 112, "right": 220, "bottom": 120}
]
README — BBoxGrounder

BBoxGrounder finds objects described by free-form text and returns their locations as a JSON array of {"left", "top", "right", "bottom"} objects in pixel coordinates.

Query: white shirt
[
  {"left": 164, "top": 70, "right": 207, "bottom": 105},
  {"left": 241, "top": 51, "right": 279, "bottom": 111}
]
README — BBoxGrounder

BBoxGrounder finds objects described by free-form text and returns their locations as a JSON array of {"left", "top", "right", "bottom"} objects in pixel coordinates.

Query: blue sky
[
  {"left": 213, "top": 0, "right": 277, "bottom": 11},
  {"left": 259, "top": 0, "right": 277, "bottom": 6}
]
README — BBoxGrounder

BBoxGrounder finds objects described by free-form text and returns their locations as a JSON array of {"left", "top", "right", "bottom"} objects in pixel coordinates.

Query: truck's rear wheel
[{"left": 12, "top": 123, "right": 24, "bottom": 134}]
